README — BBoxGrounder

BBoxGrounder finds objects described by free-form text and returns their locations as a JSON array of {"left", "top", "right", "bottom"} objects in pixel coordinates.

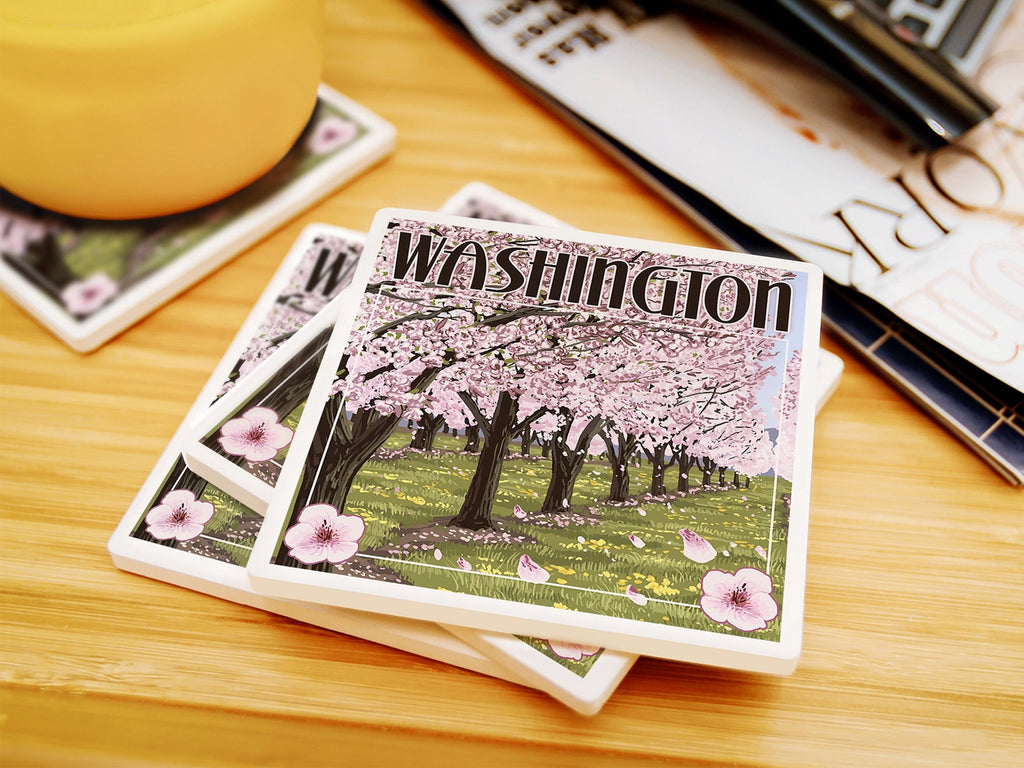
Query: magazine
[{"left": 420, "top": 0, "right": 1024, "bottom": 485}]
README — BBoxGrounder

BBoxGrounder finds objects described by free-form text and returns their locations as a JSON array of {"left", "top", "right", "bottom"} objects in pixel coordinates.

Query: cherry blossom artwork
[{"left": 255, "top": 211, "right": 821, "bottom": 658}]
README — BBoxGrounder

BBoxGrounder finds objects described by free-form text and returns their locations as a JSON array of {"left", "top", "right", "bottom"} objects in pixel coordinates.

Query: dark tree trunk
[
  {"left": 519, "top": 426, "right": 532, "bottom": 456},
  {"left": 697, "top": 456, "right": 716, "bottom": 487},
  {"left": 644, "top": 442, "right": 670, "bottom": 497},
  {"left": 294, "top": 396, "right": 399, "bottom": 517},
  {"left": 450, "top": 391, "right": 520, "bottom": 530},
  {"left": 410, "top": 412, "right": 444, "bottom": 450},
  {"left": 275, "top": 364, "right": 444, "bottom": 566},
  {"left": 541, "top": 413, "right": 606, "bottom": 514},
  {"left": 674, "top": 445, "right": 695, "bottom": 494},
  {"left": 718, "top": 466, "right": 727, "bottom": 487},
  {"left": 463, "top": 424, "right": 480, "bottom": 453},
  {"left": 733, "top": 470, "right": 741, "bottom": 488},
  {"left": 603, "top": 430, "right": 637, "bottom": 503}
]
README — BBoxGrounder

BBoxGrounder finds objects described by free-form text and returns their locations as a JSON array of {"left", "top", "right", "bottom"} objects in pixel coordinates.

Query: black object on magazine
[{"left": 647, "top": 0, "right": 998, "bottom": 149}]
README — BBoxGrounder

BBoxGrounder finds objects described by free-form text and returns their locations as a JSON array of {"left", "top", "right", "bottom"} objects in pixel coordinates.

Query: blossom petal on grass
[
  {"left": 457, "top": 556, "right": 472, "bottom": 571},
  {"left": 517, "top": 554, "right": 549, "bottom": 583},
  {"left": 625, "top": 585, "right": 648, "bottom": 606},
  {"left": 218, "top": 406, "right": 293, "bottom": 462},
  {"left": 547, "top": 639, "right": 601, "bottom": 660},
  {"left": 679, "top": 528, "right": 717, "bottom": 563},
  {"left": 628, "top": 533, "right": 645, "bottom": 548},
  {"left": 284, "top": 503, "right": 364, "bottom": 565},
  {"left": 513, "top": 504, "right": 527, "bottom": 519},
  {"left": 145, "top": 489, "right": 214, "bottom": 542}
]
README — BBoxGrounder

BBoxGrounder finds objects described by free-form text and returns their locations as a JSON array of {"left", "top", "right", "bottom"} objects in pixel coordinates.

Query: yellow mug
[{"left": 0, "top": 0, "right": 324, "bottom": 220}]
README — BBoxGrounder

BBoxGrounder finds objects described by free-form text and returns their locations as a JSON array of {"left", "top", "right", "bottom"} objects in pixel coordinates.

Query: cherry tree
[{"left": 291, "top": 216, "right": 801, "bottom": 533}]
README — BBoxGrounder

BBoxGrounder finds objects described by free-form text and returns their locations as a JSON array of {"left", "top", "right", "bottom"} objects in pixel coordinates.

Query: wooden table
[{"left": 2, "top": 2, "right": 1022, "bottom": 765}]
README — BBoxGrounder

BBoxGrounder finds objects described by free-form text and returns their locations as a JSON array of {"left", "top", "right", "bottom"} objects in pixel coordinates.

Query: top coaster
[
  {"left": 0, "top": 84, "right": 395, "bottom": 352},
  {"left": 247, "top": 208, "right": 823, "bottom": 673}
]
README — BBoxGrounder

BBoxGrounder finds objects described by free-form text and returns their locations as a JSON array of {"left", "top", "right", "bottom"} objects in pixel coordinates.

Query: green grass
[{"left": 330, "top": 430, "right": 790, "bottom": 641}]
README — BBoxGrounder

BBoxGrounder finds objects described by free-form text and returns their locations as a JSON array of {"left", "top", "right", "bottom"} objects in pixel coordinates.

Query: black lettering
[
  {"left": 586, "top": 257, "right": 630, "bottom": 308},
  {"left": 525, "top": 250, "right": 571, "bottom": 300},
  {"left": 565, "top": 253, "right": 590, "bottom": 303},
  {"left": 703, "top": 275, "right": 751, "bottom": 324},
  {"left": 683, "top": 270, "right": 710, "bottom": 320},
  {"left": 392, "top": 230, "right": 446, "bottom": 283},
  {"left": 436, "top": 240, "right": 488, "bottom": 290},
  {"left": 752, "top": 279, "right": 793, "bottom": 332},
  {"left": 630, "top": 265, "right": 679, "bottom": 316},
  {"left": 486, "top": 246, "right": 527, "bottom": 293},
  {"left": 304, "top": 247, "right": 350, "bottom": 296}
]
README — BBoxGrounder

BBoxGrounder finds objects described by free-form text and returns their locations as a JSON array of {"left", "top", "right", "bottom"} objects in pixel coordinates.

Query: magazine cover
[{"left": 248, "top": 209, "right": 823, "bottom": 671}]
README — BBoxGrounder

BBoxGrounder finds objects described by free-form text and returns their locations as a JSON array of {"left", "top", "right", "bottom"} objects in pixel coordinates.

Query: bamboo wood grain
[{"left": 2, "top": 1, "right": 1022, "bottom": 765}]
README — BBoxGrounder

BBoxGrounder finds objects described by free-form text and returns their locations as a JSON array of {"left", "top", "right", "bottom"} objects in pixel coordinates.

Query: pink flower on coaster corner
[
  {"left": 306, "top": 115, "right": 358, "bottom": 155},
  {"left": 217, "top": 406, "right": 293, "bottom": 462},
  {"left": 547, "top": 639, "right": 601, "bottom": 661},
  {"left": 517, "top": 554, "right": 549, "bottom": 583},
  {"left": 699, "top": 567, "right": 779, "bottom": 632},
  {"left": 284, "top": 503, "right": 365, "bottom": 565},
  {"left": 679, "top": 528, "right": 717, "bottom": 564},
  {"left": 60, "top": 273, "right": 118, "bottom": 316},
  {"left": 145, "top": 489, "right": 215, "bottom": 542}
]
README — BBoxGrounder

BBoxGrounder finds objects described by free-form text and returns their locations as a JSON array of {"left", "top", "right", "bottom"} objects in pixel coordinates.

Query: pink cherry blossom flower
[
  {"left": 679, "top": 528, "right": 717, "bottom": 563},
  {"left": 433, "top": 548, "right": 442, "bottom": 561},
  {"left": 217, "top": 406, "right": 293, "bottom": 462},
  {"left": 60, "top": 273, "right": 118, "bottom": 316},
  {"left": 457, "top": 556, "right": 472, "bottom": 571},
  {"left": 700, "top": 568, "right": 779, "bottom": 632},
  {"left": 306, "top": 115, "right": 358, "bottom": 155},
  {"left": 517, "top": 554, "right": 549, "bottom": 583},
  {"left": 283, "top": 503, "right": 365, "bottom": 565},
  {"left": 145, "top": 489, "right": 214, "bottom": 542},
  {"left": 625, "top": 585, "right": 648, "bottom": 606},
  {"left": 628, "top": 533, "right": 645, "bottom": 548},
  {"left": 546, "top": 639, "right": 601, "bottom": 660},
  {"left": 513, "top": 504, "right": 527, "bottom": 519},
  {"left": 755, "top": 545, "right": 768, "bottom": 560}
]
